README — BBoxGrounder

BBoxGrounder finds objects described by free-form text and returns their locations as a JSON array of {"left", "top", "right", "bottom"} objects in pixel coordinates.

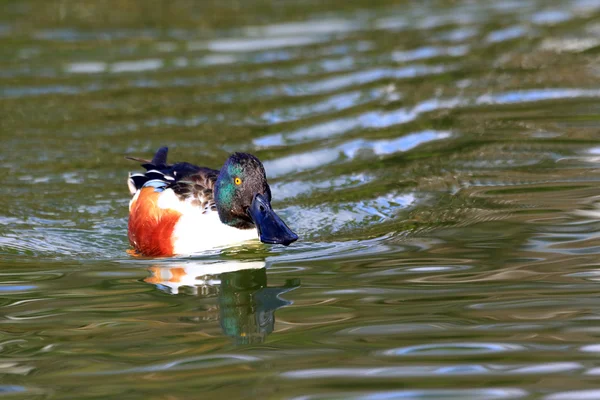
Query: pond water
[{"left": 2, "top": 0, "right": 600, "bottom": 398}]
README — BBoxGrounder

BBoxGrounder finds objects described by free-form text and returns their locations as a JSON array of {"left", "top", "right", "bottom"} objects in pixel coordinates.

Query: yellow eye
[{"left": 234, "top": 177, "right": 242, "bottom": 185}]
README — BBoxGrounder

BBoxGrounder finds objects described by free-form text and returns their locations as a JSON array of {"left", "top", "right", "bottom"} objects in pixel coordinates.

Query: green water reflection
[{"left": 145, "top": 262, "right": 300, "bottom": 345}]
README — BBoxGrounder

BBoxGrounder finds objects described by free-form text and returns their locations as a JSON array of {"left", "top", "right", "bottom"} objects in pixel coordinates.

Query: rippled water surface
[{"left": 3, "top": 0, "right": 600, "bottom": 398}]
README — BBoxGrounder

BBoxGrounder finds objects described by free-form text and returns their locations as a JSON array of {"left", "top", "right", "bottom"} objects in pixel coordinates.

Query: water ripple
[
  {"left": 381, "top": 342, "right": 524, "bottom": 356},
  {"left": 282, "top": 362, "right": 581, "bottom": 378},
  {"left": 546, "top": 390, "right": 600, "bottom": 400},
  {"left": 79, "top": 354, "right": 262, "bottom": 376},
  {"left": 293, "top": 388, "right": 527, "bottom": 400},
  {"left": 262, "top": 130, "right": 451, "bottom": 175}
]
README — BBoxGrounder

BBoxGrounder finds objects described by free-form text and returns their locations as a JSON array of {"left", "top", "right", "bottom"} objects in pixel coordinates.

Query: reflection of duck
[
  {"left": 126, "top": 147, "right": 298, "bottom": 256},
  {"left": 145, "top": 261, "right": 300, "bottom": 344}
]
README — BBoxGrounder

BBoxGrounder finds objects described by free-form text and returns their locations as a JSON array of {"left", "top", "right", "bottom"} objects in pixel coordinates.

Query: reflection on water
[{"left": 145, "top": 261, "right": 300, "bottom": 344}]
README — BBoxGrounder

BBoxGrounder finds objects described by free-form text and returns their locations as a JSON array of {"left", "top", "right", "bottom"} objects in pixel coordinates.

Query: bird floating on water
[{"left": 126, "top": 147, "right": 298, "bottom": 256}]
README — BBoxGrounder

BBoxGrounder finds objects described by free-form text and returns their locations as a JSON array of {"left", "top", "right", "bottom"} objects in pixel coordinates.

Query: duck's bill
[{"left": 248, "top": 194, "right": 298, "bottom": 246}]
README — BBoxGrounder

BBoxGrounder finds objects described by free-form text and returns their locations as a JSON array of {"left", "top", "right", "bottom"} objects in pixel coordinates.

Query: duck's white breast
[
  {"left": 172, "top": 210, "right": 258, "bottom": 254},
  {"left": 157, "top": 188, "right": 258, "bottom": 255}
]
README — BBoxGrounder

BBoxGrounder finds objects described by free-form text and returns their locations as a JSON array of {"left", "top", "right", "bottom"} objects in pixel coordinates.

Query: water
[{"left": 2, "top": 0, "right": 600, "bottom": 398}]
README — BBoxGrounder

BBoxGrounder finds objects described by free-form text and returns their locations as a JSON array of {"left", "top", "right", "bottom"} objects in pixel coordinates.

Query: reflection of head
[
  {"left": 219, "top": 268, "right": 299, "bottom": 345},
  {"left": 144, "top": 260, "right": 299, "bottom": 344},
  {"left": 219, "top": 268, "right": 269, "bottom": 344}
]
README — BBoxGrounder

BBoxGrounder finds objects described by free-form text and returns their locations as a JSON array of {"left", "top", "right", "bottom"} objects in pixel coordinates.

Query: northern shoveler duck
[{"left": 126, "top": 147, "right": 298, "bottom": 256}]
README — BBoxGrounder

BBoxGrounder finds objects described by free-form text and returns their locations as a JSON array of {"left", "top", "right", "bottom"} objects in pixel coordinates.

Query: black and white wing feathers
[{"left": 126, "top": 147, "right": 219, "bottom": 213}]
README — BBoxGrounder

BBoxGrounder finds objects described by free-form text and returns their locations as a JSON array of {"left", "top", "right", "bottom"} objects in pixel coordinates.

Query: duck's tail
[
  {"left": 126, "top": 147, "right": 173, "bottom": 195},
  {"left": 126, "top": 146, "right": 169, "bottom": 170}
]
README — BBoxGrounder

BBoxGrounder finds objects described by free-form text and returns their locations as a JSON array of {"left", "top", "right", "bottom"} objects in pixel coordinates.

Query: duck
[{"left": 126, "top": 147, "right": 298, "bottom": 256}]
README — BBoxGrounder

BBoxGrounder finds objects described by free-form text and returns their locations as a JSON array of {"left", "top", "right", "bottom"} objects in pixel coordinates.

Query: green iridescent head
[{"left": 213, "top": 153, "right": 298, "bottom": 246}]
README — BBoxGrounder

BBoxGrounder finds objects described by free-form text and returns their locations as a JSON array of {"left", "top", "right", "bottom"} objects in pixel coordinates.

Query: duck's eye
[{"left": 234, "top": 177, "right": 242, "bottom": 185}]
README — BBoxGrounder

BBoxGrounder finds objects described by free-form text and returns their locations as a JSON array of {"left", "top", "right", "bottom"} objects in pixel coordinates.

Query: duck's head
[{"left": 214, "top": 153, "right": 298, "bottom": 246}]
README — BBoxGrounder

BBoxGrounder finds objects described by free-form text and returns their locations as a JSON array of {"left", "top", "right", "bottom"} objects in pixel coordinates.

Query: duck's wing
[
  {"left": 127, "top": 147, "right": 219, "bottom": 212},
  {"left": 168, "top": 168, "right": 219, "bottom": 212}
]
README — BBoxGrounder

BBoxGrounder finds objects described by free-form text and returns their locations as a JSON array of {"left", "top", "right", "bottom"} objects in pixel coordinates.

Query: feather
[
  {"left": 126, "top": 148, "right": 220, "bottom": 210},
  {"left": 125, "top": 155, "right": 151, "bottom": 164},
  {"left": 151, "top": 146, "right": 169, "bottom": 166},
  {"left": 125, "top": 146, "right": 169, "bottom": 169}
]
